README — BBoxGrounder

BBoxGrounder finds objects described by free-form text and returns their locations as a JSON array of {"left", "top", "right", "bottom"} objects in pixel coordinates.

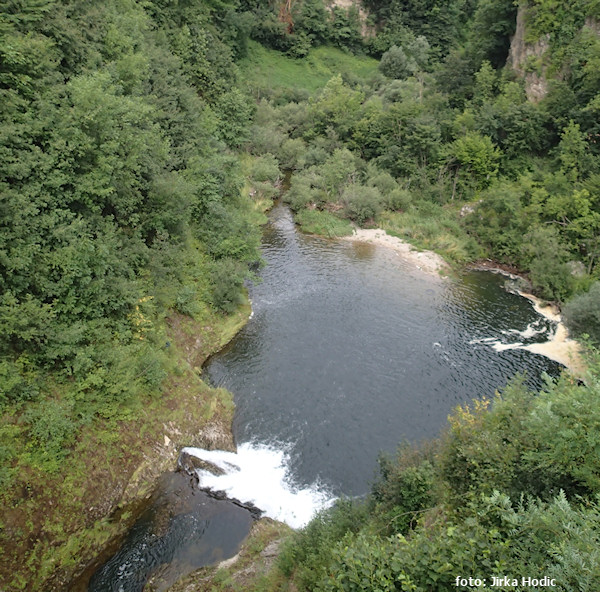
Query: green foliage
[
  {"left": 278, "top": 498, "right": 368, "bottom": 589},
  {"left": 294, "top": 0, "right": 331, "bottom": 45},
  {"left": 341, "top": 184, "right": 383, "bottom": 225},
  {"left": 210, "top": 258, "right": 249, "bottom": 314},
  {"left": 563, "top": 281, "right": 600, "bottom": 344},
  {"left": 239, "top": 41, "right": 379, "bottom": 99},
  {"left": 363, "top": 0, "right": 466, "bottom": 55},
  {"left": 378, "top": 37, "right": 430, "bottom": 80},
  {"left": 371, "top": 448, "right": 434, "bottom": 534},
  {"left": 380, "top": 208, "right": 482, "bottom": 264},
  {"left": 558, "top": 120, "right": 590, "bottom": 180},
  {"left": 213, "top": 88, "right": 256, "bottom": 148},
  {"left": 329, "top": 6, "right": 363, "bottom": 51},
  {"left": 309, "top": 75, "right": 365, "bottom": 140},
  {"left": 448, "top": 132, "right": 501, "bottom": 193},
  {"left": 521, "top": 225, "right": 574, "bottom": 301},
  {"left": 23, "top": 399, "right": 78, "bottom": 470},
  {"left": 0, "top": 0, "right": 263, "bottom": 494},
  {"left": 469, "top": 0, "right": 517, "bottom": 67},
  {"left": 317, "top": 532, "right": 400, "bottom": 592},
  {"left": 379, "top": 45, "right": 414, "bottom": 80},
  {"left": 467, "top": 179, "right": 530, "bottom": 261},
  {"left": 294, "top": 209, "right": 354, "bottom": 238}
]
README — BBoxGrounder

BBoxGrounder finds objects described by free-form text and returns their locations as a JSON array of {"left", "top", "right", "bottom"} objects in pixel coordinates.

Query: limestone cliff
[
  {"left": 507, "top": 4, "right": 551, "bottom": 102},
  {"left": 509, "top": 5, "right": 600, "bottom": 103}
]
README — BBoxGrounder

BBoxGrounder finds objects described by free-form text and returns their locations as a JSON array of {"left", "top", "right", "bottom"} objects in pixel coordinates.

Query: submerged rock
[{"left": 177, "top": 451, "right": 226, "bottom": 480}]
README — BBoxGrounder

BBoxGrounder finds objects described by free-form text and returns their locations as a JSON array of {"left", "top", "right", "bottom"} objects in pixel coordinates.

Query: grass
[
  {"left": 295, "top": 209, "right": 354, "bottom": 238},
  {"left": 378, "top": 207, "right": 483, "bottom": 265},
  {"left": 239, "top": 41, "right": 380, "bottom": 97}
]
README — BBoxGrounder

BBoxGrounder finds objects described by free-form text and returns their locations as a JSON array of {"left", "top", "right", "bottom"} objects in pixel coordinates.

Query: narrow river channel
[{"left": 89, "top": 203, "right": 562, "bottom": 591}]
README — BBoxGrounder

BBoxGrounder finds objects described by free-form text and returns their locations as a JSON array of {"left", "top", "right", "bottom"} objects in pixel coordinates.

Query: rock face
[
  {"left": 177, "top": 451, "right": 226, "bottom": 479},
  {"left": 326, "top": 0, "right": 372, "bottom": 37},
  {"left": 508, "top": 4, "right": 550, "bottom": 102}
]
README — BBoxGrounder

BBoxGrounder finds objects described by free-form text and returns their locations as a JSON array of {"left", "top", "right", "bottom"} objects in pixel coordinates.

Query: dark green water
[{"left": 206, "top": 204, "right": 561, "bottom": 497}]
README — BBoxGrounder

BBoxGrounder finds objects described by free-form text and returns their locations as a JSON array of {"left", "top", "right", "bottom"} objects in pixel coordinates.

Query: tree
[
  {"left": 309, "top": 75, "right": 364, "bottom": 139},
  {"left": 558, "top": 120, "right": 589, "bottom": 181},
  {"left": 521, "top": 225, "right": 573, "bottom": 301},
  {"left": 563, "top": 281, "right": 600, "bottom": 343},
  {"left": 448, "top": 132, "right": 501, "bottom": 196},
  {"left": 378, "top": 37, "right": 430, "bottom": 79}
]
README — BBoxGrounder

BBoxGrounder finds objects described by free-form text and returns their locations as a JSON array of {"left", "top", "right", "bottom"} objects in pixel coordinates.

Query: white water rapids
[{"left": 182, "top": 443, "right": 336, "bottom": 529}]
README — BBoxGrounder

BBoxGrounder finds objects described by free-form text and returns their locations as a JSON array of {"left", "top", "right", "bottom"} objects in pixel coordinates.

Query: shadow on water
[{"left": 85, "top": 472, "right": 253, "bottom": 592}]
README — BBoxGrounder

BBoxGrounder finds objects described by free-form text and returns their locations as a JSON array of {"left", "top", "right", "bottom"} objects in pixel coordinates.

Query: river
[{"left": 89, "top": 203, "right": 562, "bottom": 590}]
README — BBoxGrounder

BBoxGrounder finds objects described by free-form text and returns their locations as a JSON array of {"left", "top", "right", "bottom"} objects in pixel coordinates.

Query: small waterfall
[{"left": 183, "top": 442, "right": 336, "bottom": 529}]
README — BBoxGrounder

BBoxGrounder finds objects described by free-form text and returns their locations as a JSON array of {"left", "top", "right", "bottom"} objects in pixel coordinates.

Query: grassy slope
[
  {"left": 239, "top": 41, "right": 379, "bottom": 96},
  {"left": 0, "top": 298, "right": 252, "bottom": 590}
]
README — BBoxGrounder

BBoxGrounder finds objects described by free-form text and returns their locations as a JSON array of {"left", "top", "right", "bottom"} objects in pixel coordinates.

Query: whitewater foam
[
  {"left": 501, "top": 320, "right": 548, "bottom": 340},
  {"left": 182, "top": 442, "right": 335, "bottom": 529}
]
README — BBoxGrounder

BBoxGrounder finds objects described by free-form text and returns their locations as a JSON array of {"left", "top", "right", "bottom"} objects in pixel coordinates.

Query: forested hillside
[
  {"left": 239, "top": 0, "right": 600, "bottom": 319},
  {"left": 0, "top": 1, "right": 266, "bottom": 588},
  {"left": 2, "top": 0, "right": 600, "bottom": 589}
]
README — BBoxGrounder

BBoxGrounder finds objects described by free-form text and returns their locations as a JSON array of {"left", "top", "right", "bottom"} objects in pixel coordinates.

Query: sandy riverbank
[
  {"left": 518, "top": 292, "right": 587, "bottom": 378},
  {"left": 343, "top": 228, "right": 449, "bottom": 275}
]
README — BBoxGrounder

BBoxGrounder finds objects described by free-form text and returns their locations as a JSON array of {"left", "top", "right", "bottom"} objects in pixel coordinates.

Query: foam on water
[
  {"left": 501, "top": 320, "right": 548, "bottom": 340},
  {"left": 182, "top": 442, "right": 335, "bottom": 529},
  {"left": 470, "top": 319, "right": 554, "bottom": 354}
]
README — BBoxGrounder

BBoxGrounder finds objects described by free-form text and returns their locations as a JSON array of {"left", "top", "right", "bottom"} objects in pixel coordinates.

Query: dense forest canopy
[
  {"left": 2, "top": 0, "right": 600, "bottom": 589},
  {"left": 0, "top": 0, "right": 262, "bottom": 416}
]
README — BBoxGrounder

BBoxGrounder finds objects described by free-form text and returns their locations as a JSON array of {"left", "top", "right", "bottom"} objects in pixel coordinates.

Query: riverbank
[
  {"left": 343, "top": 228, "right": 586, "bottom": 377},
  {"left": 468, "top": 262, "right": 587, "bottom": 378},
  {"left": 342, "top": 227, "right": 450, "bottom": 275},
  {"left": 518, "top": 292, "right": 586, "bottom": 378},
  {"left": 0, "top": 302, "right": 252, "bottom": 591}
]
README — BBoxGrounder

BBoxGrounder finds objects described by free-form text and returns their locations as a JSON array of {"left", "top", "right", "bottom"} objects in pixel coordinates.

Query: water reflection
[
  {"left": 88, "top": 473, "right": 252, "bottom": 592},
  {"left": 207, "top": 204, "right": 562, "bottom": 497}
]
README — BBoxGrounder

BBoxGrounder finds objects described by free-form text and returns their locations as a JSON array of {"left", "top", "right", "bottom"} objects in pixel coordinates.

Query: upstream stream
[{"left": 89, "top": 203, "right": 562, "bottom": 591}]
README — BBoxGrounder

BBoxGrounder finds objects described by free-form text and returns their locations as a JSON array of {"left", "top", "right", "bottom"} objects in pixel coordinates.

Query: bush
[
  {"left": 278, "top": 498, "right": 368, "bottom": 589},
  {"left": 520, "top": 225, "right": 574, "bottom": 302},
  {"left": 24, "top": 399, "right": 78, "bottom": 469},
  {"left": 294, "top": 209, "right": 353, "bottom": 238},
  {"left": 379, "top": 45, "right": 416, "bottom": 79},
  {"left": 277, "top": 138, "right": 307, "bottom": 170},
  {"left": 210, "top": 258, "right": 247, "bottom": 314},
  {"left": 342, "top": 184, "right": 383, "bottom": 225},
  {"left": 249, "top": 153, "right": 280, "bottom": 183},
  {"left": 371, "top": 448, "right": 434, "bottom": 534},
  {"left": 385, "top": 188, "right": 412, "bottom": 211},
  {"left": 563, "top": 281, "right": 600, "bottom": 344},
  {"left": 285, "top": 177, "right": 318, "bottom": 211}
]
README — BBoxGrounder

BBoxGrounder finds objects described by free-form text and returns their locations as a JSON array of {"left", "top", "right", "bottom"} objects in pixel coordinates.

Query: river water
[
  {"left": 204, "top": 204, "right": 560, "bottom": 499},
  {"left": 89, "top": 203, "right": 562, "bottom": 590}
]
